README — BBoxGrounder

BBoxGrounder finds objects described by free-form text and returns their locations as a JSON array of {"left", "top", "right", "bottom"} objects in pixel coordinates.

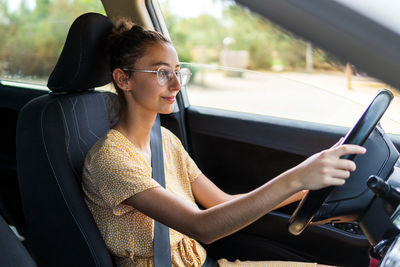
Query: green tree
[
  {"left": 161, "top": 0, "right": 342, "bottom": 71},
  {"left": 0, "top": 0, "right": 105, "bottom": 81},
  {"left": 222, "top": 4, "right": 307, "bottom": 70},
  {"left": 171, "top": 15, "right": 226, "bottom": 62}
]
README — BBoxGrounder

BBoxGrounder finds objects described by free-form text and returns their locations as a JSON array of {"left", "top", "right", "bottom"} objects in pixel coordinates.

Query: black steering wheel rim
[{"left": 288, "top": 89, "right": 394, "bottom": 235}]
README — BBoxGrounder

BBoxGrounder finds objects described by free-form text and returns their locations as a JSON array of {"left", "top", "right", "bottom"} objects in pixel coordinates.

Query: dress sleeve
[
  {"left": 93, "top": 145, "right": 160, "bottom": 216},
  {"left": 181, "top": 144, "right": 202, "bottom": 183},
  {"left": 162, "top": 127, "right": 202, "bottom": 183}
]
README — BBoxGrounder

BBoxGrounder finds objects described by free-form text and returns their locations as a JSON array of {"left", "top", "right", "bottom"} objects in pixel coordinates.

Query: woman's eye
[{"left": 160, "top": 70, "right": 169, "bottom": 78}]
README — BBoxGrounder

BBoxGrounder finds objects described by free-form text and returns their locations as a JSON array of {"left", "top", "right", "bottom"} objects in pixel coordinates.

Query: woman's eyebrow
[
  {"left": 149, "top": 62, "right": 180, "bottom": 68},
  {"left": 150, "top": 62, "right": 169, "bottom": 67}
]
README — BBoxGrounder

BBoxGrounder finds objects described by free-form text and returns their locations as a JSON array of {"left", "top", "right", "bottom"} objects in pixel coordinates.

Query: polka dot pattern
[{"left": 82, "top": 127, "right": 206, "bottom": 266}]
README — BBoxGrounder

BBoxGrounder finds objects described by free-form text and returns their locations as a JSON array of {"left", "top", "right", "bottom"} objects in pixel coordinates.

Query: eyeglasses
[{"left": 122, "top": 66, "right": 192, "bottom": 86}]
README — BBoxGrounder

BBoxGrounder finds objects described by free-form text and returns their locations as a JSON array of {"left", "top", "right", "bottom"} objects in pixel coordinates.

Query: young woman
[{"left": 82, "top": 19, "right": 366, "bottom": 267}]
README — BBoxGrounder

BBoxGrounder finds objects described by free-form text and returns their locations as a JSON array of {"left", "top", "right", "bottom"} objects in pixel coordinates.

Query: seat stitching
[
  {"left": 70, "top": 97, "right": 89, "bottom": 150},
  {"left": 84, "top": 95, "right": 101, "bottom": 139}
]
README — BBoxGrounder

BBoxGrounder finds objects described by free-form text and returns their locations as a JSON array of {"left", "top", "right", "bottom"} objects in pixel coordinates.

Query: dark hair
[{"left": 107, "top": 18, "right": 171, "bottom": 111}]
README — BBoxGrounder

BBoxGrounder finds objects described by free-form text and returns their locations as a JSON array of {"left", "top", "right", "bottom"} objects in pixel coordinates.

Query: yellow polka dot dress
[{"left": 82, "top": 127, "right": 206, "bottom": 266}]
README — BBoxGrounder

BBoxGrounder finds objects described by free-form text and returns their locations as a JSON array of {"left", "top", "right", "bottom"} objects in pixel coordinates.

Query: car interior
[
  {"left": 2, "top": 1, "right": 400, "bottom": 267},
  {"left": 0, "top": 213, "right": 36, "bottom": 266}
]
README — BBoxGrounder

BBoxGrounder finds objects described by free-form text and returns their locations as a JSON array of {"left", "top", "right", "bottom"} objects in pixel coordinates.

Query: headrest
[{"left": 47, "top": 13, "right": 113, "bottom": 93}]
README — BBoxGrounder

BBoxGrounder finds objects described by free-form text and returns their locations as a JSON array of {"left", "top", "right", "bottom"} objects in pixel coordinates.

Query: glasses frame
[{"left": 121, "top": 66, "right": 191, "bottom": 86}]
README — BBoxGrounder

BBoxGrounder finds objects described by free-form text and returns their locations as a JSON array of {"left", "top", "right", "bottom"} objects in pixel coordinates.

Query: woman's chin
[{"left": 158, "top": 108, "right": 174, "bottom": 115}]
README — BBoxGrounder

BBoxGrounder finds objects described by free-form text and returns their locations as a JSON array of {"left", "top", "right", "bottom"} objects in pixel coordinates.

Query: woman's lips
[{"left": 162, "top": 96, "right": 176, "bottom": 103}]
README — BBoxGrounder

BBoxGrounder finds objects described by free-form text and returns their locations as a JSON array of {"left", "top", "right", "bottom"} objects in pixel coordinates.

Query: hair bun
[{"left": 113, "top": 18, "right": 134, "bottom": 34}]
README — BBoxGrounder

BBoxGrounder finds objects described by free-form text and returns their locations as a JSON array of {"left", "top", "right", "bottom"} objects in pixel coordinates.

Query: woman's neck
[{"left": 114, "top": 107, "right": 157, "bottom": 151}]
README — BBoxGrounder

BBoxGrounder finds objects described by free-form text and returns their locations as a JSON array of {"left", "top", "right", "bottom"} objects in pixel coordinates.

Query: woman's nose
[{"left": 169, "top": 72, "right": 181, "bottom": 91}]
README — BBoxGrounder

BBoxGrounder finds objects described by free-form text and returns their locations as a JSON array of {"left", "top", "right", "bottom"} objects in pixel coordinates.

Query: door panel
[{"left": 185, "top": 106, "right": 370, "bottom": 266}]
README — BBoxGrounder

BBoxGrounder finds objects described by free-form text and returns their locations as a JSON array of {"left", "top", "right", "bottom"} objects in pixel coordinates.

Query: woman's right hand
[{"left": 290, "top": 144, "right": 366, "bottom": 191}]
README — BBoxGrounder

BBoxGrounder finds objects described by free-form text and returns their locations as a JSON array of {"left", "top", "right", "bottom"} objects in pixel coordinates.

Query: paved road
[{"left": 186, "top": 70, "right": 400, "bottom": 134}]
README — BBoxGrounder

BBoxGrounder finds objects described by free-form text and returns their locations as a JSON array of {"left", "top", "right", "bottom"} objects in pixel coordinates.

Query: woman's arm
[
  {"left": 196, "top": 138, "right": 343, "bottom": 209},
  {"left": 124, "top": 169, "right": 299, "bottom": 244},
  {"left": 191, "top": 173, "right": 307, "bottom": 209},
  {"left": 190, "top": 173, "right": 242, "bottom": 208},
  {"left": 124, "top": 144, "right": 365, "bottom": 244}
]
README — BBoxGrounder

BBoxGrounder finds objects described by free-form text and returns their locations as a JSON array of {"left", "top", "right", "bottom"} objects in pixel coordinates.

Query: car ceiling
[
  {"left": 234, "top": 0, "right": 400, "bottom": 91},
  {"left": 101, "top": 0, "right": 154, "bottom": 28}
]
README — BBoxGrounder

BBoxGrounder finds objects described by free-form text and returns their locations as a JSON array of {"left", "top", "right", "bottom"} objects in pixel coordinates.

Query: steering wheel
[{"left": 288, "top": 89, "right": 394, "bottom": 235}]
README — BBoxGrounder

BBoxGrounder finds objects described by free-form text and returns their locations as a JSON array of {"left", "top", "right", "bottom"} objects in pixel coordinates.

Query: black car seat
[
  {"left": 0, "top": 213, "right": 36, "bottom": 267},
  {"left": 16, "top": 13, "right": 118, "bottom": 267}
]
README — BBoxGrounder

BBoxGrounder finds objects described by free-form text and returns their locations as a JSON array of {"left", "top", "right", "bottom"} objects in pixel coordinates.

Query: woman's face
[{"left": 125, "top": 42, "right": 181, "bottom": 115}]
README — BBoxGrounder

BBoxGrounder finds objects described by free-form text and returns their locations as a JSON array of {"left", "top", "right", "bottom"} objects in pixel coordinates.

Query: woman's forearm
[
  {"left": 191, "top": 169, "right": 300, "bottom": 244},
  {"left": 271, "top": 190, "right": 307, "bottom": 211}
]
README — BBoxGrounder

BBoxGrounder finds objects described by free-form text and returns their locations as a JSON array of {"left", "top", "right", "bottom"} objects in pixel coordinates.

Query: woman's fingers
[
  {"left": 315, "top": 165, "right": 351, "bottom": 186},
  {"left": 296, "top": 144, "right": 366, "bottom": 190},
  {"left": 330, "top": 144, "right": 367, "bottom": 158},
  {"left": 327, "top": 169, "right": 351, "bottom": 179},
  {"left": 326, "top": 177, "right": 347, "bottom": 186},
  {"left": 310, "top": 145, "right": 365, "bottom": 189},
  {"left": 330, "top": 137, "right": 344, "bottom": 148},
  {"left": 333, "top": 158, "right": 357, "bottom": 172}
]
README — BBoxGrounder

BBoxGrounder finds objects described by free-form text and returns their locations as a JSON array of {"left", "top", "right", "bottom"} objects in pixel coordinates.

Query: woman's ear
[{"left": 112, "top": 68, "right": 131, "bottom": 91}]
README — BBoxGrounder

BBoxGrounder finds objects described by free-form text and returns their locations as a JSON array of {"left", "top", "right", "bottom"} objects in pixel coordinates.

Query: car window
[
  {"left": 0, "top": 0, "right": 105, "bottom": 88},
  {"left": 159, "top": 0, "right": 400, "bottom": 135}
]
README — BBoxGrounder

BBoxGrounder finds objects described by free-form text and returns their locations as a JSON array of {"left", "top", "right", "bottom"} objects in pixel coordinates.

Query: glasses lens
[
  {"left": 179, "top": 68, "right": 192, "bottom": 86},
  {"left": 157, "top": 67, "right": 169, "bottom": 85},
  {"left": 156, "top": 67, "right": 192, "bottom": 86}
]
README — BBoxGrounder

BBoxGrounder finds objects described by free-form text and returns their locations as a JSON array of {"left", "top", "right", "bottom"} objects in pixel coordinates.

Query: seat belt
[
  {"left": 150, "top": 115, "right": 172, "bottom": 267},
  {"left": 150, "top": 115, "right": 218, "bottom": 267}
]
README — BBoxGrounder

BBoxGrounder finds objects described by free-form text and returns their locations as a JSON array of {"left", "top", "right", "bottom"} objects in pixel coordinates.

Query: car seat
[
  {"left": 16, "top": 13, "right": 118, "bottom": 267},
  {"left": 0, "top": 213, "right": 36, "bottom": 267}
]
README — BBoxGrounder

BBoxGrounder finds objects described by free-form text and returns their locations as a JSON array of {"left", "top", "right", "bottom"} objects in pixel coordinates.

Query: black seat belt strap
[
  {"left": 150, "top": 115, "right": 172, "bottom": 267},
  {"left": 150, "top": 115, "right": 218, "bottom": 267}
]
